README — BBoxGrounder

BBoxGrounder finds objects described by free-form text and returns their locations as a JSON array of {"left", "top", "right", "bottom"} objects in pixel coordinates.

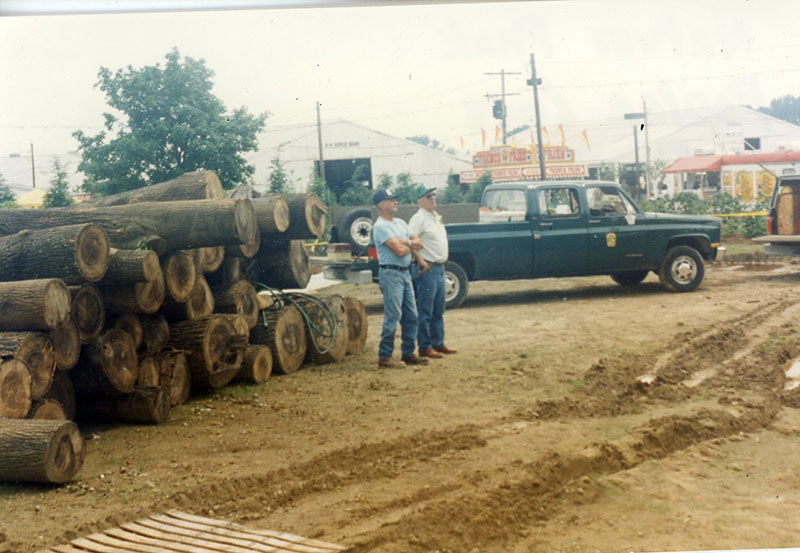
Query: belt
[
  {"left": 379, "top": 264, "right": 409, "bottom": 272},
  {"left": 417, "top": 260, "right": 445, "bottom": 266}
]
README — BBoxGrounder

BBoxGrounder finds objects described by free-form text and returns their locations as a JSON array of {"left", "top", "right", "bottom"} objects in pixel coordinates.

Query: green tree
[
  {"left": 439, "top": 173, "right": 463, "bottom": 204},
  {"left": 464, "top": 171, "right": 493, "bottom": 203},
  {"left": 377, "top": 173, "right": 392, "bottom": 190},
  {"left": 73, "top": 48, "right": 267, "bottom": 197},
  {"left": 338, "top": 164, "right": 373, "bottom": 205},
  {"left": 267, "top": 158, "right": 290, "bottom": 194},
  {"left": 393, "top": 172, "right": 418, "bottom": 204},
  {"left": 0, "top": 172, "right": 17, "bottom": 208},
  {"left": 758, "top": 95, "right": 800, "bottom": 126},
  {"left": 42, "top": 158, "right": 75, "bottom": 208}
]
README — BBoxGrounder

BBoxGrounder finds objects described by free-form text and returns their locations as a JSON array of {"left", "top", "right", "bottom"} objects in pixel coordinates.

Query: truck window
[
  {"left": 538, "top": 188, "right": 580, "bottom": 218},
  {"left": 480, "top": 189, "right": 527, "bottom": 222},
  {"left": 587, "top": 186, "right": 634, "bottom": 216}
]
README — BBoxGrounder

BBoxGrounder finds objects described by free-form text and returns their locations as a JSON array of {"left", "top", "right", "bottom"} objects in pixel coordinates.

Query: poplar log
[
  {"left": 163, "top": 251, "right": 196, "bottom": 302},
  {"left": 27, "top": 399, "right": 66, "bottom": 420},
  {"left": 252, "top": 195, "right": 290, "bottom": 234},
  {"left": 136, "top": 357, "right": 160, "bottom": 387},
  {"left": 0, "top": 359, "right": 32, "bottom": 418},
  {"left": 78, "top": 386, "right": 170, "bottom": 425},
  {"left": 236, "top": 345, "right": 272, "bottom": 384},
  {"left": 296, "top": 294, "right": 348, "bottom": 365},
  {"left": 206, "top": 256, "right": 249, "bottom": 288},
  {"left": 155, "top": 352, "right": 190, "bottom": 406},
  {"left": 166, "top": 315, "right": 242, "bottom": 390},
  {"left": 50, "top": 318, "right": 81, "bottom": 371},
  {"left": 281, "top": 193, "right": 327, "bottom": 239},
  {"left": 343, "top": 296, "right": 368, "bottom": 354},
  {"left": 225, "top": 227, "right": 260, "bottom": 258},
  {"left": 69, "top": 284, "right": 105, "bottom": 344},
  {"left": 202, "top": 246, "right": 225, "bottom": 273},
  {"left": 71, "top": 170, "right": 224, "bottom": 207},
  {"left": 160, "top": 274, "right": 214, "bottom": 321},
  {"left": 213, "top": 281, "right": 259, "bottom": 328},
  {"left": 0, "top": 419, "right": 85, "bottom": 483},
  {"left": 251, "top": 239, "right": 311, "bottom": 289},
  {"left": 0, "top": 224, "right": 109, "bottom": 284},
  {"left": 249, "top": 305, "right": 306, "bottom": 375},
  {"left": 71, "top": 329, "right": 138, "bottom": 396},
  {"left": 0, "top": 332, "right": 56, "bottom": 397},
  {"left": 99, "top": 268, "right": 165, "bottom": 315},
  {"left": 0, "top": 279, "right": 71, "bottom": 331},
  {"left": 139, "top": 314, "right": 170, "bottom": 355},
  {"left": 112, "top": 314, "right": 143, "bottom": 349},
  {"left": 100, "top": 249, "right": 161, "bottom": 285},
  {"left": 44, "top": 370, "right": 76, "bottom": 420}
]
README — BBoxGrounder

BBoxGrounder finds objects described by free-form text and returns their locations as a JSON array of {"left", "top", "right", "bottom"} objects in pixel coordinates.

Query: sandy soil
[{"left": 5, "top": 254, "right": 800, "bottom": 553}]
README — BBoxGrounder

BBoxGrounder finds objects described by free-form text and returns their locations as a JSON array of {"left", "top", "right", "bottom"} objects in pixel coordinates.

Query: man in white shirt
[{"left": 408, "top": 185, "right": 458, "bottom": 359}]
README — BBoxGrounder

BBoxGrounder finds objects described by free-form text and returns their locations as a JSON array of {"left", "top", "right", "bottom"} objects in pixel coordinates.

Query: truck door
[
  {"left": 473, "top": 187, "right": 533, "bottom": 279},
  {"left": 584, "top": 185, "right": 648, "bottom": 273},
  {"left": 532, "top": 186, "right": 588, "bottom": 276}
]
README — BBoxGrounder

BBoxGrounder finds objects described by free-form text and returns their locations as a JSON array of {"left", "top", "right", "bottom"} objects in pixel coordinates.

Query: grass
[{"left": 723, "top": 243, "right": 764, "bottom": 256}]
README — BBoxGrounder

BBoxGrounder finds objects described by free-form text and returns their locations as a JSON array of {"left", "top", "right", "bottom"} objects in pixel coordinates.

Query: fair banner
[{"left": 460, "top": 164, "right": 586, "bottom": 183}]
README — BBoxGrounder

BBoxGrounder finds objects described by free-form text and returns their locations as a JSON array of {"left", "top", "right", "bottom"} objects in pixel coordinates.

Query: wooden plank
[
  {"left": 752, "top": 234, "right": 800, "bottom": 243},
  {"left": 85, "top": 532, "right": 204, "bottom": 553},
  {"left": 115, "top": 524, "right": 262, "bottom": 553},
  {"left": 69, "top": 536, "right": 142, "bottom": 553}
]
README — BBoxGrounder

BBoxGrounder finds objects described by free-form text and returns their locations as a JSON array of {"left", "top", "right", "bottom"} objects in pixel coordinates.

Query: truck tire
[
  {"left": 337, "top": 208, "right": 373, "bottom": 255},
  {"left": 610, "top": 270, "right": 649, "bottom": 287},
  {"left": 659, "top": 245, "right": 704, "bottom": 292},
  {"left": 444, "top": 261, "right": 468, "bottom": 310}
]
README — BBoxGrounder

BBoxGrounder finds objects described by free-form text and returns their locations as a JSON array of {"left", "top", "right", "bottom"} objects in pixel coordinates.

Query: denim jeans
[
  {"left": 378, "top": 268, "right": 418, "bottom": 359},
  {"left": 413, "top": 264, "right": 445, "bottom": 351}
]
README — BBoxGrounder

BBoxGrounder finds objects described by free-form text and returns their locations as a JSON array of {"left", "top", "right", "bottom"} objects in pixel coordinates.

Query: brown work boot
[
  {"left": 402, "top": 354, "right": 430, "bottom": 365},
  {"left": 378, "top": 357, "right": 406, "bottom": 369},
  {"left": 434, "top": 345, "right": 458, "bottom": 354},
  {"left": 419, "top": 348, "right": 443, "bottom": 359}
]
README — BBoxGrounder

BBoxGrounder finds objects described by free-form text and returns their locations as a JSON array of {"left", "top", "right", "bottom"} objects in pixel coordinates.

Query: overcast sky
[{"left": 1, "top": 0, "right": 798, "bottom": 159}]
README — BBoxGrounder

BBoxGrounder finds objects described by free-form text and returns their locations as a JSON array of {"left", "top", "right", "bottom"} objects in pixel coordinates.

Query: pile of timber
[{"left": 0, "top": 170, "right": 368, "bottom": 483}]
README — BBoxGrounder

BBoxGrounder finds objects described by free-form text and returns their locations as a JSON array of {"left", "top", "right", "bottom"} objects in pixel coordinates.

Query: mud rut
[{"left": 32, "top": 266, "right": 800, "bottom": 553}]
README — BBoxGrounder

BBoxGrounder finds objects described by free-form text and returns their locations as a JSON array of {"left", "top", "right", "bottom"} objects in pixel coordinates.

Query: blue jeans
[
  {"left": 378, "top": 268, "right": 418, "bottom": 359},
  {"left": 413, "top": 264, "right": 445, "bottom": 351}
]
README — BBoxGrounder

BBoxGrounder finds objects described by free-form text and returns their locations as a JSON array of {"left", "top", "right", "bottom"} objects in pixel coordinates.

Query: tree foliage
[
  {"left": 42, "top": 158, "right": 75, "bottom": 208},
  {"left": 464, "top": 171, "right": 493, "bottom": 203},
  {"left": 758, "top": 95, "right": 800, "bottom": 126},
  {"left": 73, "top": 49, "right": 267, "bottom": 197},
  {"left": 438, "top": 173, "right": 463, "bottom": 204},
  {"left": 640, "top": 193, "right": 769, "bottom": 238},
  {"left": 393, "top": 172, "right": 419, "bottom": 204},
  {"left": 267, "top": 158, "right": 290, "bottom": 194},
  {"left": 0, "top": 172, "right": 17, "bottom": 208}
]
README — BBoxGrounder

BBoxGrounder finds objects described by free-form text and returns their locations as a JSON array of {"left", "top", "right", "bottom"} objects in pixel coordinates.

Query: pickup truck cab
[{"left": 436, "top": 180, "right": 724, "bottom": 308}]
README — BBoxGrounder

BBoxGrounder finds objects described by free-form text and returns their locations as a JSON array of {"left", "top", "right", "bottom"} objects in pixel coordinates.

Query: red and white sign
[{"left": 460, "top": 164, "right": 586, "bottom": 183}]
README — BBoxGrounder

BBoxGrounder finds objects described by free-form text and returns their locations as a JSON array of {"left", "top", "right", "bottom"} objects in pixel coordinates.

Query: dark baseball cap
[
  {"left": 415, "top": 185, "right": 437, "bottom": 200},
  {"left": 373, "top": 188, "right": 398, "bottom": 205}
]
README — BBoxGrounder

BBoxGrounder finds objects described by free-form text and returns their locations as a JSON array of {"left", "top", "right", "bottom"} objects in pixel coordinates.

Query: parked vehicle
[{"left": 753, "top": 175, "right": 800, "bottom": 255}]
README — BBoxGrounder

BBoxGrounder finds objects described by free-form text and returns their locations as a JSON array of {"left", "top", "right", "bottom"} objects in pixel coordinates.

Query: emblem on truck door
[{"left": 606, "top": 233, "right": 617, "bottom": 247}]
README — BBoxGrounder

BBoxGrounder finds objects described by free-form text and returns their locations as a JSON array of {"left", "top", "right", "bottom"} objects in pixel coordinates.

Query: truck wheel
[
  {"left": 337, "top": 208, "right": 373, "bottom": 255},
  {"left": 610, "top": 270, "right": 649, "bottom": 286},
  {"left": 444, "top": 261, "right": 468, "bottom": 309},
  {"left": 659, "top": 245, "right": 704, "bottom": 292}
]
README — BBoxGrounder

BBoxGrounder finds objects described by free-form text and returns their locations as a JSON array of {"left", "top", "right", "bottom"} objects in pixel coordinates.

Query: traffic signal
[{"left": 492, "top": 100, "right": 505, "bottom": 120}]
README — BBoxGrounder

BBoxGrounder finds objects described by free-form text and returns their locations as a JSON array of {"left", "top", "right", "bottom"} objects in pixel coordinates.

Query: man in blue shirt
[{"left": 371, "top": 188, "right": 430, "bottom": 368}]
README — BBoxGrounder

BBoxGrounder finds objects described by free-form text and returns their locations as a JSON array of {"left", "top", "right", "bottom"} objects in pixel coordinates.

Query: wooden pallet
[{"left": 37, "top": 509, "right": 349, "bottom": 553}]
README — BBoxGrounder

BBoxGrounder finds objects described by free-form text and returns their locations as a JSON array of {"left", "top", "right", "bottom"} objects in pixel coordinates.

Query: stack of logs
[{"left": 0, "top": 170, "right": 368, "bottom": 483}]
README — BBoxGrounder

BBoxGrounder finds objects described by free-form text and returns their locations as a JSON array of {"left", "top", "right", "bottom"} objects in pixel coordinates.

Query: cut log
[
  {"left": 206, "top": 256, "right": 249, "bottom": 288},
  {"left": 0, "top": 358, "right": 32, "bottom": 418},
  {"left": 213, "top": 281, "right": 260, "bottom": 328},
  {"left": 44, "top": 370, "right": 76, "bottom": 420},
  {"left": 0, "top": 198, "right": 257, "bottom": 255},
  {"left": 225, "top": 225, "right": 260, "bottom": 258},
  {"left": 236, "top": 345, "right": 272, "bottom": 384},
  {"left": 71, "top": 329, "right": 138, "bottom": 396},
  {"left": 257, "top": 290, "right": 276, "bottom": 311},
  {"left": 155, "top": 352, "right": 190, "bottom": 406},
  {"left": 163, "top": 251, "right": 197, "bottom": 302},
  {"left": 201, "top": 246, "right": 225, "bottom": 273},
  {"left": 77, "top": 386, "right": 170, "bottom": 425},
  {"left": 69, "top": 284, "right": 105, "bottom": 344},
  {"left": 0, "top": 332, "right": 56, "bottom": 398},
  {"left": 100, "top": 268, "right": 165, "bottom": 315},
  {"left": 112, "top": 314, "right": 143, "bottom": 349},
  {"left": 0, "top": 279, "right": 71, "bottom": 331},
  {"left": 250, "top": 305, "right": 306, "bottom": 375},
  {"left": 139, "top": 314, "right": 170, "bottom": 355},
  {"left": 251, "top": 239, "right": 311, "bottom": 289},
  {"left": 71, "top": 170, "right": 224, "bottom": 208},
  {"left": 224, "top": 314, "right": 251, "bottom": 339},
  {"left": 343, "top": 296, "right": 368, "bottom": 354},
  {"left": 50, "top": 318, "right": 81, "bottom": 371},
  {"left": 296, "top": 294, "right": 349, "bottom": 365},
  {"left": 0, "top": 419, "right": 85, "bottom": 483},
  {"left": 281, "top": 193, "right": 327, "bottom": 239},
  {"left": 27, "top": 398, "right": 66, "bottom": 420},
  {"left": 252, "top": 195, "right": 290, "bottom": 234},
  {"left": 167, "top": 315, "right": 242, "bottom": 390},
  {"left": 101, "top": 248, "right": 161, "bottom": 286},
  {"left": 0, "top": 223, "right": 109, "bottom": 284},
  {"left": 136, "top": 356, "right": 160, "bottom": 387},
  {"left": 160, "top": 274, "right": 214, "bottom": 321}
]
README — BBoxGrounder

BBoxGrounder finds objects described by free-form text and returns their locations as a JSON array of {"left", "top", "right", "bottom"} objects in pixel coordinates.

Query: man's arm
[{"left": 384, "top": 236, "right": 413, "bottom": 257}]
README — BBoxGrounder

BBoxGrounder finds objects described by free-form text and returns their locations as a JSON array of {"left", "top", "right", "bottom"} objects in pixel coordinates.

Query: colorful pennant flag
[
  {"left": 481, "top": 128, "right": 486, "bottom": 149},
  {"left": 558, "top": 124, "right": 566, "bottom": 147},
  {"left": 542, "top": 126, "right": 551, "bottom": 146},
  {"left": 495, "top": 125, "right": 501, "bottom": 143},
  {"left": 580, "top": 129, "right": 591, "bottom": 150}
]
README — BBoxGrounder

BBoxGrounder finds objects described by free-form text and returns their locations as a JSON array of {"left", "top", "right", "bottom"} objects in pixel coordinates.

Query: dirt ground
[{"left": 5, "top": 250, "right": 800, "bottom": 553}]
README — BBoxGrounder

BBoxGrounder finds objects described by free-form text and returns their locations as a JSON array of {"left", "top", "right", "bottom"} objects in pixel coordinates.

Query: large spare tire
[{"left": 337, "top": 208, "right": 374, "bottom": 255}]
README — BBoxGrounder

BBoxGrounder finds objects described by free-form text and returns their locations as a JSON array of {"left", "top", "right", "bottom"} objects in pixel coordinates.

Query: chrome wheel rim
[
  {"left": 670, "top": 255, "right": 697, "bottom": 285},
  {"left": 444, "top": 270, "right": 459, "bottom": 302},
  {"left": 349, "top": 217, "right": 373, "bottom": 247}
]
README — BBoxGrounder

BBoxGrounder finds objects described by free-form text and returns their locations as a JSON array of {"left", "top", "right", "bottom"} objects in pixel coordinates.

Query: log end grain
[
  {"left": 75, "top": 224, "right": 110, "bottom": 282},
  {"left": 165, "top": 251, "right": 197, "bottom": 303},
  {"left": 233, "top": 198, "right": 258, "bottom": 247},
  {"left": 0, "top": 419, "right": 85, "bottom": 483},
  {"left": 28, "top": 398, "right": 67, "bottom": 420},
  {"left": 343, "top": 296, "right": 368, "bottom": 354},
  {"left": 43, "top": 279, "right": 72, "bottom": 330},
  {"left": 70, "top": 284, "right": 105, "bottom": 344},
  {"left": 13, "top": 333, "right": 56, "bottom": 395},
  {"left": 44, "top": 370, "right": 76, "bottom": 420},
  {"left": 237, "top": 345, "right": 272, "bottom": 384},
  {"left": 50, "top": 319, "right": 81, "bottom": 371},
  {"left": 112, "top": 314, "right": 144, "bottom": 349},
  {"left": 0, "top": 358, "right": 32, "bottom": 418}
]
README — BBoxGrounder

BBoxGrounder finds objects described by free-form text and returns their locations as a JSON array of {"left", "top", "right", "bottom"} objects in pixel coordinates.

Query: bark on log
[
  {"left": 50, "top": 318, "right": 81, "bottom": 371},
  {"left": 0, "top": 419, "right": 85, "bottom": 483},
  {"left": 136, "top": 357, "right": 160, "bottom": 387},
  {"left": 0, "top": 279, "right": 71, "bottom": 331},
  {"left": 0, "top": 198, "right": 257, "bottom": 255},
  {"left": 155, "top": 352, "right": 190, "bottom": 406},
  {"left": 112, "top": 314, "right": 143, "bottom": 349},
  {"left": 343, "top": 296, "right": 368, "bottom": 354},
  {"left": 225, "top": 227, "right": 260, "bottom": 258},
  {"left": 100, "top": 249, "right": 161, "bottom": 286},
  {"left": 99, "top": 268, "right": 165, "bottom": 315},
  {"left": 281, "top": 193, "right": 327, "bottom": 239},
  {"left": 166, "top": 315, "right": 240, "bottom": 389},
  {"left": 252, "top": 196, "right": 290, "bottom": 234},
  {"left": 0, "top": 358, "right": 32, "bottom": 418},
  {"left": 0, "top": 332, "right": 55, "bottom": 398},
  {"left": 77, "top": 386, "right": 170, "bottom": 425},
  {"left": 296, "top": 294, "right": 348, "bottom": 365},
  {"left": 236, "top": 345, "right": 272, "bottom": 384},
  {"left": 27, "top": 398, "right": 66, "bottom": 420},
  {"left": 160, "top": 274, "right": 214, "bottom": 321},
  {"left": 44, "top": 370, "right": 76, "bottom": 420},
  {"left": 163, "top": 251, "right": 197, "bottom": 302},
  {"left": 139, "top": 314, "right": 170, "bottom": 355},
  {"left": 0, "top": 224, "right": 109, "bottom": 284},
  {"left": 71, "top": 170, "right": 224, "bottom": 207},
  {"left": 71, "top": 329, "right": 138, "bottom": 396},
  {"left": 213, "top": 281, "right": 260, "bottom": 328},
  {"left": 249, "top": 305, "right": 306, "bottom": 375},
  {"left": 250, "top": 239, "right": 310, "bottom": 289},
  {"left": 257, "top": 291, "right": 276, "bottom": 311},
  {"left": 69, "top": 284, "right": 105, "bottom": 344}
]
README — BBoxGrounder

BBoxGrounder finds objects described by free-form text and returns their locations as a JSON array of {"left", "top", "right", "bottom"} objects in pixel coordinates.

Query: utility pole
[
  {"left": 485, "top": 69, "right": 520, "bottom": 145},
  {"left": 30, "top": 143, "right": 36, "bottom": 188},
  {"left": 315, "top": 101, "right": 325, "bottom": 183},
  {"left": 527, "top": 53, "right": 546, "bottom": 180},
  {"left": 642, "top": 97, "right": 652, "bottom": 198}
]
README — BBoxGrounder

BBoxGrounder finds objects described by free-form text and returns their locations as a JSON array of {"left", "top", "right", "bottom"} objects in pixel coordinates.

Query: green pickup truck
[{"left": 428, "top": 180, "right": 724, "bottom": 308}]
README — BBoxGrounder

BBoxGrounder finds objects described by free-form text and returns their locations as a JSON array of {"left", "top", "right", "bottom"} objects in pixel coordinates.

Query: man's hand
[
  {"left": 409, "top": 235, "right": 423, "bottom": 251},
  {"left": 417, "top": 258, "right": 431, "bottom": 274}
]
